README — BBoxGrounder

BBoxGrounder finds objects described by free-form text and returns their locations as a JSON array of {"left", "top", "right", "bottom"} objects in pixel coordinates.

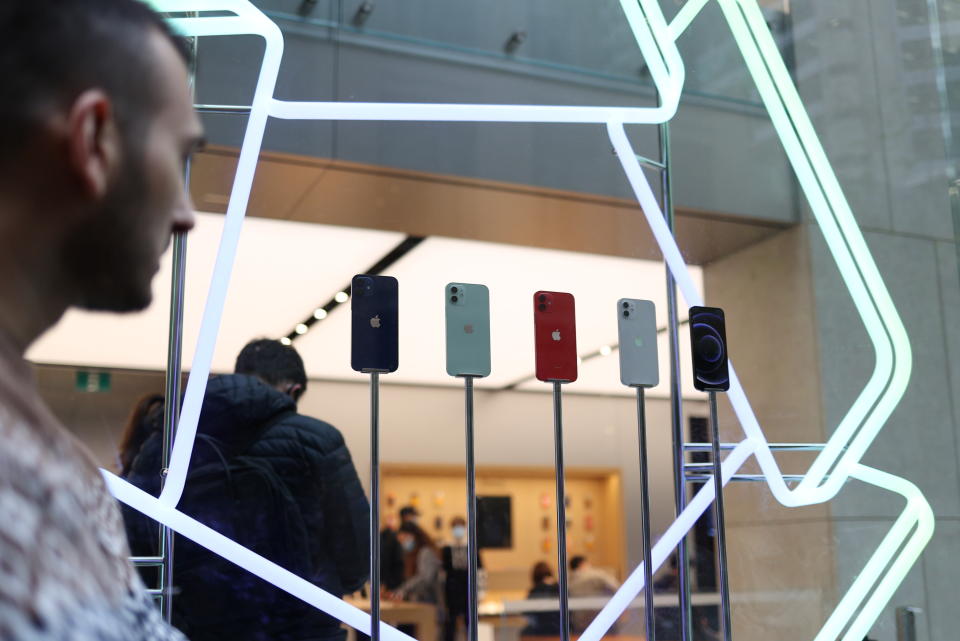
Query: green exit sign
[{"left": 75, "top": 371, "right": 111, "bottom": 393}]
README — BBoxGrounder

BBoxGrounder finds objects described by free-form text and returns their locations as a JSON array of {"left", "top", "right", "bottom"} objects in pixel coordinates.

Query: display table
[{"left": 344, "top": 597, "right": 439, "bottom": 641}]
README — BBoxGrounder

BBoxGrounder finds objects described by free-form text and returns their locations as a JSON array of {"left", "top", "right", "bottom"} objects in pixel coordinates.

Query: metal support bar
[
  {"left": 896, "top": 606, "right": 920, "bottom": 641},
  {"left": 194, "top": 104, "right": 254, "bottom": 114},
  {"left": 684, "top": 443, "right": 826, "bottom": 452},
  {"left": 636, "top": 387, "right": 655, "bottom": 641},
  {"left": 686, "top": 473, "right": 811, "bottom": 483},
  {"left": 464, "top": 376, "right": 480, "bottom": 641},
  {"left": 552, "top": 381, "right": 571, "bottom": 641},
  {"left": 709, "top": 393, "right": 732, "bottom": 641},
  {"left": 131, "top": 557, "right": 166, "bottom": 566},
  {"left": 659, "top": 117, "right": 692, "bottom": 641},
  {"left": 370, "top": 371, "right": 381, "bottom": 641},
  {"left": 634, "top": 153, "right": 667, "bottom": 170},
  {"left": 157, "top": 174, "right": 190, "bottom": 623}
]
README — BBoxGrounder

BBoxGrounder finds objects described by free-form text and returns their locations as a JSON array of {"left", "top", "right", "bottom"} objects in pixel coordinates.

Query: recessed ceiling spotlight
[
  {"left": 280, "top": 337, "right": 292, "bottom": 346},
  {"left": 295, "top": 323, "right": 308, "bottom": 335},
  {"left": 335, "top": 291, "right": 349, "bottom": 303},
  {"left": 313, "top": 308, "right": 328, "bottom": 320},
  {"left": 599, "top": 345, "right": 612, "bottom": 356}
]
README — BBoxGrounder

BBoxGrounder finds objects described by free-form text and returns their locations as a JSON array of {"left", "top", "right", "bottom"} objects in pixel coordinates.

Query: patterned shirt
[{"left": 0, "top": 333, "right": 186, "bottom": 640}]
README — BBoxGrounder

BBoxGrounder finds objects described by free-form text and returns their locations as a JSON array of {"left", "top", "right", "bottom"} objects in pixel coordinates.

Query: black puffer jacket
[{"left": 123, "top": 374, "right": 369, "bottom": 641}]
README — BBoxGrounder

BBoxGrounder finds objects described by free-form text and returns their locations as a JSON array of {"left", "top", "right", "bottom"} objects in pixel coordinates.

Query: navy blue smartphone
[
  {"left": 350, "top": 274, "right": 399, "bottom": 373},
  {"left": 689, "top": 305, "right": 729, "bottom": 392}
]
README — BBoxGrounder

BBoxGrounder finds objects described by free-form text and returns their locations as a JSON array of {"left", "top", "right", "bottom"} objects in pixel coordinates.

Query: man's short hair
[
  {"left": 0, "top": 0, "right": 191, "bottom": 163},
  {"left": 570, "top": 555, "right": 586, "bottom": 571},
  {"left": 235, "top": 339, "right": 308, "bottom": 395}
]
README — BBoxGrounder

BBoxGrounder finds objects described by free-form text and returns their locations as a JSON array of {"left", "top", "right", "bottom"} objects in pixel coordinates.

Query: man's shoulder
[{"left": 258, "top": 412, "right": 347, "bottom": 453}]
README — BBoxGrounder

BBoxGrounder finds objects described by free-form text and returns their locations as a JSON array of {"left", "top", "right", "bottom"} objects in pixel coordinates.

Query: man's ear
[
  {"left": 286, "top": 383, "right": 304, "bottom": 402},
  {"left": 66, "top": 89, "right": 121, "bottom": 199}
]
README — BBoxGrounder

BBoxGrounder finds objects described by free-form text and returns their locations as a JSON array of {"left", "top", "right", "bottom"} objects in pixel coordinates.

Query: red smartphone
[{"left": 533, "top": 291, "right": 578, "bottom": 383}]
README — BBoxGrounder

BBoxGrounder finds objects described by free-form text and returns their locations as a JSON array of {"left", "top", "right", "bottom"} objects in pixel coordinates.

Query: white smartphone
[{"left": 617, "top": 298, "right": 659, "bottom": 388}]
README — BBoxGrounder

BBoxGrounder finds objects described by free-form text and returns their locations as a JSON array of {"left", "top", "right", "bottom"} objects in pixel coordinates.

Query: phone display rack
[{"left": 128, "top": 58, "right": 746, "bottom": 641}]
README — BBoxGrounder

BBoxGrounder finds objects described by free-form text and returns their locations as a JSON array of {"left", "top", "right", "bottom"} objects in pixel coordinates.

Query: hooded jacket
[{"left": 123, "top": 374, "right": 369, "bottom": 641}]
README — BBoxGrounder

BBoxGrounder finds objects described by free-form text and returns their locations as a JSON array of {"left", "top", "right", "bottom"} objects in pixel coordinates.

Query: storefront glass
[{"left": 30, "top": 1, "right": 959, "bottom": 640}]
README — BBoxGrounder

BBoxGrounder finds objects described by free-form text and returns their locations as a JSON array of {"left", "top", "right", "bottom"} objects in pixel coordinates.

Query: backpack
[{"left": 171, "top": 411, "right": 314, "bottom": 637}]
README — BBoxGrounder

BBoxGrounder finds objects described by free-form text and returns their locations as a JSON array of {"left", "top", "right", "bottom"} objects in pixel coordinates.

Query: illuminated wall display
[{"left": 109, "top": 2, "right": 933, "bottom": 640}]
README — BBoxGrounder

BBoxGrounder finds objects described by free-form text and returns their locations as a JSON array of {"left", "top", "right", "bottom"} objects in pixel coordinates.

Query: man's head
[
  {"left": 399, "top": 506, "right": 420, "bottom": 525},
  {"left": 0, "top": 0, "right": 203, "bottom": 313},
  {"left": 570, "top": 555, "right": 588, "bottom": 572},
  {"left": 235, "top": 339, "right": 308, "bottom": 402}
]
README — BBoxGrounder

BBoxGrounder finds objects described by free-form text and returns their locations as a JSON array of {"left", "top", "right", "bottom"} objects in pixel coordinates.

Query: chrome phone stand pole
[
  {"left": 551, "top": 380, "right": 571, "bottom": 641},
  {"left": 635, "top": 386, "right": 656, "bottom": 641},
  {"left": 463, "top": 375, "right": 480, "bottom": 641},
  {"left": 708, "top": 391, "right": 732, "bottom": 641},
  {"left": 369, "top": 371, "right": 382, "bottom": 641}
]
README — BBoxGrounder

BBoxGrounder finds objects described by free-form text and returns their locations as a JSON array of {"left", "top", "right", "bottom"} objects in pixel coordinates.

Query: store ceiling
[{"left": 28, "top": 213, "right": 704, "bottom": 399}]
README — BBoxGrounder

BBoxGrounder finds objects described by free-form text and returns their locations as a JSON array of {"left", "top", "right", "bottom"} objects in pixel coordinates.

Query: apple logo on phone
[
  {"left": 370, "top": 315, "right": 381, "bottom": 328},
  {"left": 634, "top": 337, "right": 644, "bottom": 347},
  {"left": 464, "top": 324, "right": 474, "bottom": 334},
  {"left": 552, "top": 329, "right": 561, "bottom": 341}
]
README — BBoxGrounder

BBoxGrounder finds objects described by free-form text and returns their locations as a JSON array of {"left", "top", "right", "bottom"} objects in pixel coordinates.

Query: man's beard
[{"left": 61, "top": 147, "right": 159, "bottom": 313}]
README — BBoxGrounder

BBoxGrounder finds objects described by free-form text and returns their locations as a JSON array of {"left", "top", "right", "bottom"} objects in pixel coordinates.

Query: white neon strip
[
  {"left": 668, "top": 0, "right": 711, "bottom": 40},
  {"left": 718, "top": 0, "right": 913, "bottom": 504},
  {"left": 814, "top": 465, "right": 934, "bottom": 641},
  {"left": 104, "top": 471, "right": 414, "bottom": 641},
  {"left": 579, "top": 439, "right": 757, "bottom": 641},
  {"left": 158, "top": 9, "right": 285, "bottom": 507},
  {"left": 268, "top": 100, "right": 675, "bottom": 125}
]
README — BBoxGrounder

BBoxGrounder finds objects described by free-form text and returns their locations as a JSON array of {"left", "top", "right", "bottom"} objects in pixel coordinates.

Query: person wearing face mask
[
  {"left": 389, "top": 522, "right": 442, "bottom": 610},
  {"left": 123, "top": 338, "right": 369, "bottom": 641},
  {"left": 441, "top": 516, "right": 484, "bottom": 641}
]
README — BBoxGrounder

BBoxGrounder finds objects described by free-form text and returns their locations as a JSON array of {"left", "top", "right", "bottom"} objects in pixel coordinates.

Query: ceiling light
[
  {"left": 599, "top": 345, "right": 612, "bottom": 356},
  {"left": 295, "top": 323, "right": 308, "bottom": 335},
  {"left": 313, "top": 308, "right": 328, "bottom": 320},
  {"left": 280, "top": 337, "right": 292, "bottom": 346},
  {"left": 335, "top": 291, "right": 349, "bottom": 303}
]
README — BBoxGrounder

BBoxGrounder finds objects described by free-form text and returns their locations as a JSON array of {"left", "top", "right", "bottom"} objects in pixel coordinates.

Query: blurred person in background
[
  {"left": 522, "top": 561, "right": 561, "bottom": 636},
  {"left": 389, "top": 521, "right": 442, "bottom": 606},
  {"left": 441, "top": 515, "right": 484, "bottom": 641},
  {"left": 116, "top": 393, "right": 164, "bottom": 477},
  {"left": 0, "top": 1, "right": 201, "bottom": 638},
  {"left": 123, "top": 339, "right": 369, "bottom": 641},
  {"left": 382, "top": 505, "right": 421, "bottom": 593},
  {"left": 568, "top": 555, "right": 619, "bottom": 634}
]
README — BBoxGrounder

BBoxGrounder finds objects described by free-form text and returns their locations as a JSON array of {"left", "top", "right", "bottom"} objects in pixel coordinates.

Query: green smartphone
[{"left": 445, "top": 282, "right": 491, "bottom": 377}]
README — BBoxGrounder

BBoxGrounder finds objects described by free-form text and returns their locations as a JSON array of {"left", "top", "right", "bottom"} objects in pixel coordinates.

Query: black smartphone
[
  {"left": 689, "top": 305, "right": 729, "bottom": 392},
  {"left": 350, "top": 274, "right": 399, "bottom": 373}
]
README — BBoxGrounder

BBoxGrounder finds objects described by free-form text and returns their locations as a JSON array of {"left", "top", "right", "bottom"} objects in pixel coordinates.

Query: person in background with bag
[{"left": 122, "top": 338, "right": 369, "bottom": 641}]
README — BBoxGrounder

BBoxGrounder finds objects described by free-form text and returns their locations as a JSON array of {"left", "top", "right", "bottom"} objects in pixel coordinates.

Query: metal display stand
[
  {"left": 368, "top": 370, "right": 384, "bottom": 641},
  {"left": 708, "top": 392, "right": 732, "bottom": 641},
  {"left": 551, "top": 380, "right": 572, "bottom": 641},
  {"left": 657, "top": 120, "right": 694, "bottom": 641},
  {"left": 462, "top": 375, "right": 480, "bottom": 641},
  {"left": 634, "top": 387, "right": 656, "bottom": 641}
]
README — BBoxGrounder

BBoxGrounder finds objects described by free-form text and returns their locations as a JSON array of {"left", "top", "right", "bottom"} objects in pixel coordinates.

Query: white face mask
[{"left": 452, "top": 525, "right": 466, "bottom": 540}]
